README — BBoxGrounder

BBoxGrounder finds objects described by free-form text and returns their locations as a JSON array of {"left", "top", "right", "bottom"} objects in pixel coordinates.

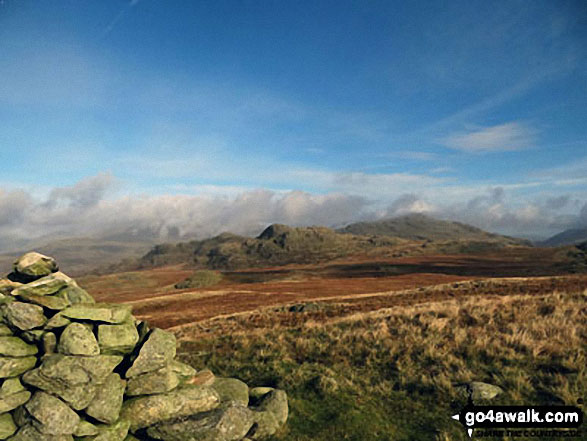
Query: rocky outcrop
[{"left": 0, "top": 252, "right": 288, "bottom": 441}]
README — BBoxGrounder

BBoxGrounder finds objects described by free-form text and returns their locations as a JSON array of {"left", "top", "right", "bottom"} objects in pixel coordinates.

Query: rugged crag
[{"left": 0, "top": 252, "right": 288, "bottom": 441}]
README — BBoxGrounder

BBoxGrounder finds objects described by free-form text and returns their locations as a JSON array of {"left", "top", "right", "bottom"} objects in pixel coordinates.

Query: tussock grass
[{"left": 178, "top": 288, "right": 586, "bottom": 440}]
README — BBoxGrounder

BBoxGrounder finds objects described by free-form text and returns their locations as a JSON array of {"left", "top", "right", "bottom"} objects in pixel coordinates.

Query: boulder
[
  {"left": 147, "top": 402, "right": 254, "bottom": 441},
  {"left": 16, "top": 293, "right": 70, "bottom": 310},
  {"left": 3, "top": 302, "right": 46, "bottom": 331},
  {"left": 170, "top": 360, "right": 197, "bottom": 381},
  {"left": 0, "top": 390, "right": 31, "bottom": 413},
  {"left": 0, "top": 337, "right": 37, "bottom": 357},
  {"left": 120, "top": 385, "right": 221, "bottom": 432},
  {"left": 97, "top": 323, "right": 139, "bottom": 355},
  {"left": 212, "top": 377, "right": 249, "bottom": 406},
  {"left": 80, "top": 418, "right": 130, "bottom": 441},
  {"left": 58, "top": 323, "right": 99, "bottom": 356},
  {"left": 55, "top": 285, "right": 95, "bottom": 305},
  {"left": 125, "top": 365, "right": 179, "bottom": 396},
  {"left": 5, "top": 424, "right": 74, "bottom": 441},
  {"left": 60, "top": 304, "right": 132, "bottom": 324},
  {"left": 73, "top": 420, "right": 99, "bottom": 437},
  {"left": 13, "top": 253, "right": 58, "bottom": 280},
  {"left": 25, "top": 391, "right": 80, "bottom": 435},
  {"left": 11, "top": 272, "right": 72, "bottom": 297},
  {"left": 125, "top": 329, "right": 176, "bottom": 378},
  {"left": 0, "top": 356, "right": 36, "bottom": 379},
  {"left": 0, "top": 280, "right": 22, "bottom": 296},
  {"left": 85, "top": 373, "right": 126, "bottom": 424}
]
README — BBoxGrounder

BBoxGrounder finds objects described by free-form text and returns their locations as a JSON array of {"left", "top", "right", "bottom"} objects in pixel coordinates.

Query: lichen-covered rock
[
  {"left": 79, "top": 418, "right": 130, "bottom": 441},
  {"left": 16, "top": 293, "right": 70, "bottom": 310},
  {"left": 459, "top": 381, "right": 503, "bottom": 402},
  {"left": 13, "top": 253, "right": 58, "bottom": 280},
  {"left": 97, "top": 323, "right": 138, "bottom": 355},
  {"left": 3, "top": 302, "right": 46, "bottom": 331},
  {"left": 55, "top": 285, "right": 95, "bottom": 305},
  {"left": 44, "top": 313, "right": 71, "bottom": 330},
  {"left": 254, "top": 389, "right": 288, "bottom": 427},
  {"left": 60, "top": 304, "right": 131, "bottom": 324},
  {"left": 212, "top": 377, "right": 249, "bottom": 406},
  {"left": 126, "top": 364, "right": 179, "bottom": 396},
  {"left": 170, "top": 360, "right": 197, "bottom": 381},
  {"left": 58, "top": 323, "right": 99, "bottom": 356},
  {"left": 6, "top": 423, "right": 74, "bottom": 441},
  {"left": 0, "top": 280, "right": 22, "bottom": 296},
  {"left": 0, "top": 356, "right": 36, "bottom": 379},
  {"left": 42, "top": 332, "right": 57, "bottom": 355},
  {"left": 11, "top": 272, "right": 72, "bottom": 297},
  {"left": 186, "top": 368, "right": 215, "bottom": 387},
  {"left": 22, "top": 354, "right": 122, "bottom": 410},
  {"left": 25, "top": 391, "right": 80, "bottom": 435},
  {"left": 0, "top": 389, "right": 31, "bottom": 413},
  {"left": 125, "top": 329, "right": 176, "bottom": 378},
  {"left": 147, "top": 402, "right": 254, "bottom": 441},
  {"left": 0, "top": 337, "right": 37, "bottom": 357},
  {"left": 0, "top": 324, "right": 12, "bottom": 336},
  {"left": 85, "top": 373, "right": 126, "bottom": 424},
  {"left": 73, "top": 420, "right": 99, "bottom": 437},
  {"left": 0, "top": 412, "right": 17, "bottom": 439},
  {"left": 121, "top": 385, "right": 221, "bottom": 432}
]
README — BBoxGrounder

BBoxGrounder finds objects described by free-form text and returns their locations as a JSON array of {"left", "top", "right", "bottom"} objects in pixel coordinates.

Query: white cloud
[{"left": 441, "top": 122, "right": 536, "bottom": 153}]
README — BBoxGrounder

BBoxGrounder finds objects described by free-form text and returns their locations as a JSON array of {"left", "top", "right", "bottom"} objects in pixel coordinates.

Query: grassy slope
[{"left": 177, "top": 287, "right": 586, "bottom": 441}]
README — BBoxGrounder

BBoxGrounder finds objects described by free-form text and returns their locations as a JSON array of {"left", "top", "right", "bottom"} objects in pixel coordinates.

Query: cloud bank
[{"left": 0, "top": 174, "right": 585, "bottom": 251}]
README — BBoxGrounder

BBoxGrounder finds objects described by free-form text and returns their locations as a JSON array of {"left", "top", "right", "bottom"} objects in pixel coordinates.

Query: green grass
[{"left": 177, "top": 289, "right": 586, "bottom": 441}]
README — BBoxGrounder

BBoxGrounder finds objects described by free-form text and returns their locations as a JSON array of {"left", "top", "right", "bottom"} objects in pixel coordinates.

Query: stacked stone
[{"left": 0, "top": 252, "right": 288, "bottom": 441}]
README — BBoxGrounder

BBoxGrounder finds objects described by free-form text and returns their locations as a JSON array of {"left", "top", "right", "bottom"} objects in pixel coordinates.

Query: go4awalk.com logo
[{"left": 452, "top": 405, "right": 583, "bottom": 438}]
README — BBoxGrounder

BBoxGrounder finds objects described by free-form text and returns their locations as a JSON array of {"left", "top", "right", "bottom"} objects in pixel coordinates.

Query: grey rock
[
  {"left": 55, "top": 285, "right": 95, "bottom": 305},
  {"left": 170, "top": 360, "right": 197, "bottom": 382},
  {"left": 58, "top": 323, "right": 99, "bottom": 356},
  {"left": 25, "top": 391, "right": 80, "bottom": 435},
  {"left": 16, "top": 293, "right": 70, "bottom": 311},
  {"left": 125, "top": 364, "right": 179, "bottom": 396},
  {"left": 97, "top": 323, "right": 138, "bottom": 355},
  {"left": 5, "top": 424, "right": 73, "bottom": 441},
  {"left": 0, "top": 357, "right": 36, "bottom": 379},
  {"left": 125, "top": 329, "right": 176, "bottom": 378},
  {"left": 0, "top": 390, "right": 31, "bottom": 413},
  {"left": 3, "top": 302, "right": 46, "bottom": 331},
  {"left": 42, "top": 332, "right": 57, "bottom": 355},
  {"left": 44, "top": 313, "right": 71, "bottom": 330},
  {"left": 11, "top": 272, "right": 72, "bottom": 297},
  {"left": 121, "top": 385, "right": 221, "bottom": 432},
  {"left": 147, "top": 402, "right": 254, "bottom": 441},
  {"left": 0, "top": 337, "right": 37, "bottom": 357},
  {"left": 212, "top": 377, "right": 249, "bottom": 406},
  {"left": 13, "top": 253, "right": 58, "bottom": 280},
  {"left": 85, "top": 373, "right": 126, "bottom": 424},
  {"left": 60, "top": 304, "right": 131, "bottom": 324}
]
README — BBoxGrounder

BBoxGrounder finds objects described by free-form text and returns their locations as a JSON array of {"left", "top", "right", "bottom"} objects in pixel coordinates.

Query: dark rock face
[{"left": 0, "top": 253, "right": 288, "bottom": 441}]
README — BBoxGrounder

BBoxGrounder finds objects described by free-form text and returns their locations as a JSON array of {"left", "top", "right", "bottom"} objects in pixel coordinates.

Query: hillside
[
  {"left": 338, "top": 213, "right": 529, "bottom": 245},
  {"left": 540, "top": 226, "right": 587, "bottom": 246},
  {"left": 134, "top": 224, "right": 403, "bottom": 271}
]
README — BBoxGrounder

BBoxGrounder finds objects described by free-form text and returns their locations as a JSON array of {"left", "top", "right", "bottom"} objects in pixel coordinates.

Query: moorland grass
[{"left": 178, "top": 289, "right": 586, "bottom": 441}]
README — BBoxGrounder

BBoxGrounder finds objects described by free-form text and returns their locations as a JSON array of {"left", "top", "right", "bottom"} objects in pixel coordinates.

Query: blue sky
[{"left": 0, "top": 0, "right": 586, "bottom": 245}]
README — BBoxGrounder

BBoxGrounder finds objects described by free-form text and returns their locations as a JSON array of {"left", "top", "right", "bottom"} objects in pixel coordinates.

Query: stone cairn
[{"left": 0, "top": 252, "right": 288, "bottom": 441}]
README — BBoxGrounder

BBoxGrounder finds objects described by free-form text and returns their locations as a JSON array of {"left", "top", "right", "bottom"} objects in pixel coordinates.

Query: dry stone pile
[{"left": 0, "top": 252, "right": 288, "bottom": 441}]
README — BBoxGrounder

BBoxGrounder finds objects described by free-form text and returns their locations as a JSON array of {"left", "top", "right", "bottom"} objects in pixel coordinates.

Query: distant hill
[
  {"left": 134, "top": 224, "right": 403, "bottom": 270},
  {"left": 337, "top": 214, "right": 529, "bottom": 245},
  {"left": 0, "top": 237, "right": 154, "bottom": 276},
  {"left": 540, "top": 227, "right": 587, "bottom": 247}
]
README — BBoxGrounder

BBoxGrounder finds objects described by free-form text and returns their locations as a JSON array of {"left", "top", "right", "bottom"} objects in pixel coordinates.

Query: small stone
[
  {"left": 469, "top": 381, "right": 503, "bottom": 402},
  {"left": 186, "top": 369, "right": 215, "bottom": 387},
  {"left": 0, "top": 324, "right": 12, "bottom": 336},
  {"left": 58, "top": 323, "right": 99, "bottom": 356},
  {"left": 126, "top": 365, "right": 179, "bottom": 396},
  {"left": 255, "top": 389, "right": 288, "bottom": 426},
  {"left": 25, "top": 391, "right": 80, "bottom": 435},
  {"left": 248, "top": 387, "right": 274, "bottom": 405},
  {"left": 212, "top": 377, "right": 249, "bottom": 406},
  {"left": 0, "top": 413, "right": 17, "bottom": 439},
  {"left": 83, "top": 418, "right": 130, "bottom": 441},
  {"left": 61, "top": 304, "right": 132, "bottom": 324},
  {"left": 13, "top": 252, "right": 58, "bottom": 279},
  {"left": 0, "top": 377, "right": 25, "bottom": 396},
  {"left": 3, "top": 302, "right": 46, "bottom": 330},
  {"left": 19, "top": 330, "right": 45, "bottom": 344},
  {"left": 170, "top": 360, "right": 197, "bottom": 381},
  {"left": 125, "top": 329, "right": 176, "bottom": 378},
  {"left": 0, "top": 356, "right": 36, "bottom": 378},
  {"left": 121, "top": 385, "right": 221, "bottom": 432},
  {"left": 85, "top": 373, "right": 126, "bottom": 424},
  {"left": 0, "top": 337, "right": 38, "bottom": 357},
  {"left": 42, "top": 332, "right": 57, "bottom": 355},
  {"left": 44, "top": 313, "right": 71, "bottom": 330},
  {"left": 97, "top": 323, "right": 138, "bottom": 355},
  {"left": 11, "top": 272, "right": 72, "bottom": 297},
  {"left": 55, "top": 285, "right": 95, "bottom": 305}
]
